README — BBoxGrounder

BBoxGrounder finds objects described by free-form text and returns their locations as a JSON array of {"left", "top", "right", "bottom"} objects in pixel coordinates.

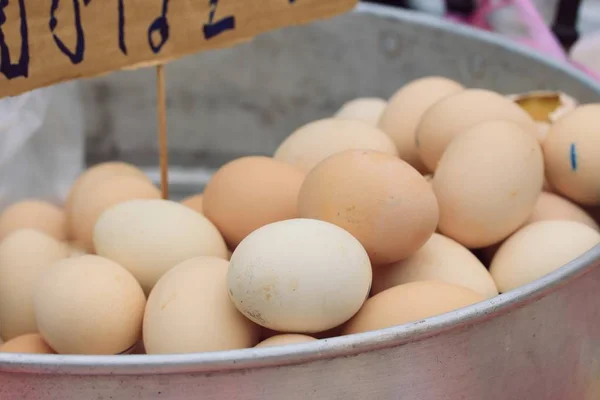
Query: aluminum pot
[{"left": 3, "top": 4, "right": 600, "bottom": 400}]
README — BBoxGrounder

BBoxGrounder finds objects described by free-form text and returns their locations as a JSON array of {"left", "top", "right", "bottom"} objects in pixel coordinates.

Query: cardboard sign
[{"left": 0, "top": 0, "right": 357, "bottom": 98}]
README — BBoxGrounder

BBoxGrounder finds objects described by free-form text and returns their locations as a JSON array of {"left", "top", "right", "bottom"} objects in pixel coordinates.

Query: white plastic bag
[{"left": 0, "top": 82, "right": 85, "bottom": 209}]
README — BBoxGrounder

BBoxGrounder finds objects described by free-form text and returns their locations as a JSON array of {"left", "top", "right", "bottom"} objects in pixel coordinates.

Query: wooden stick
[{"left": 156, "top": 64, "right": 169, "bottom": 199}]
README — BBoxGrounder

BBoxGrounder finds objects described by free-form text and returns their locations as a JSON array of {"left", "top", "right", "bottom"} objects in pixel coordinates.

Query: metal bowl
[{"left": 3, "top": 4, "right": 600, "bottom": 399}]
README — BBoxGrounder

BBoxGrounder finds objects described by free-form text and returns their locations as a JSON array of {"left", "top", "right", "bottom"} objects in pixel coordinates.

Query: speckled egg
[{"left": 299, "top": 150, "right": 438, "bottom": 265}]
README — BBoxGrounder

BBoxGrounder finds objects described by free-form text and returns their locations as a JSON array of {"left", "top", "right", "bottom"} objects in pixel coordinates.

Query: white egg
[
  {"left": 227, "top": 219, "right": 372, "bottom": 333},
  {"left": 490, "top": 220, "right": 600, "bottom": 292},
  {"left": 94, "top": 199, "right": 228, "bottom": 294}
]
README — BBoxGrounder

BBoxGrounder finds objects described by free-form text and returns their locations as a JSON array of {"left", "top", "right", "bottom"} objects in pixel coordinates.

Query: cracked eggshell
[
  {"left": 144, "top": 257, "right": 260, "bottom": 354},
  {"left": 227, "top": 219, "right": 372, "bottom": 333},
  {"left": 507, "top": 90, "right": 578, "bottom": 141}
]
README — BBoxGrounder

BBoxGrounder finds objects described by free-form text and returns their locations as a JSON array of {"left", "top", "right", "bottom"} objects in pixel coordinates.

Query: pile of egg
[{"left": 0, "top": 76, "right": 599, "bottom": 355}]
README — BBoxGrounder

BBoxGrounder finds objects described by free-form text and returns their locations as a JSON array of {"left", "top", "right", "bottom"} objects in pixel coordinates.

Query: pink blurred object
[{"left": 444, "top": 0, "right": 600, "bottom": 81}]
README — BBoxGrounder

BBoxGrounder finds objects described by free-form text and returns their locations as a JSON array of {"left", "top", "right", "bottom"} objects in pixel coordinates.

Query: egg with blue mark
[{"left": 543, "top": 104, "right": 600, "bottom": 206}]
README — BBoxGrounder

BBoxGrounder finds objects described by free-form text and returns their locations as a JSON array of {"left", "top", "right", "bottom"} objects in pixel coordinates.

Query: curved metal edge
[
  {"left": 358, "top": 3, "right": 600, "bottom": 94},
  {"left": 1, "top": 3, "right": 600, "bottom": 376}
]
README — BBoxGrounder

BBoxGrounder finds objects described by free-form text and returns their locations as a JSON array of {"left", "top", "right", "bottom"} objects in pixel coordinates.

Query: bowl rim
[{"left": 2, "top": 3, "right": 600, "bottom": 375}]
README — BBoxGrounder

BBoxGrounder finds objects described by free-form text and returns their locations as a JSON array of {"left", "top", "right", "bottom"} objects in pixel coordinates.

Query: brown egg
[
  {"left": 335, "top": 98, "right": 388, "bottom": 126},
  {"left": 490, "top": 220, "right": 600, "bottom": 292},
  {"left": 343, "top": 281, "right": 484, "bottom": 335},
  {"left": 372, "top": 233, "right": 498, "bottom": 299},
  {"left": 0, "top": 229, "right": 70, "bottom": 340},
  {"left": 203, "top": 156, "right": 305, "bottom": 248},
  {"left": 527, "top": 192, "right": 599, "bottom": 231},
  {"left": 433, "top": 120, "right": 544, "bottom": 248},
  {"left": 65, "top": 162, "right": 150, "bottom": 218},
  {"left": 543, "top": 104, "right": 600, "bottom": 206},
  {"left": 144, "top": 257, "right": 260, "bottom": 354},
  {"left": 416, "top": 89, "right": 538, "bottom": 172},
  {"left": 274, "top": 119, "right": 398, "bottom": 173},
  {"left": 0, "top": 333, "right": 55, "bottom": 354},
  {"left": 181, "top": 194, "right": 204, "bottom": 214},
  {"left": 69, "top": 175, "right": 161, "bottom": 252},
  {"left": 255, "top": 334, "right": 317, "bottom": 348},
  {"left": 0, "top": 200, "right": 67, "bottom": 242},
  {"left": 298, "top": 150, "right": 438, "bottom": 265},
  {"left": 34, "top": 255, "right": 146, "bottom": 355},
  {"left": 378, "top": 76, "right": 464, "bottom": 173}
]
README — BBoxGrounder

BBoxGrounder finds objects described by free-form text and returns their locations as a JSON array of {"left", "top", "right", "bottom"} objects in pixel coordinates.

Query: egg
[
  {"left": 543, "top": 104, "right": 600, "bottom": 206},
  {"left": 203, "top": 157, "right": 305, "bottom": 248},
  {"left": 0, "top": 200, "right": 67, "bottom": 242},
  {"left": 255, "top": 334, "right": 317, "bottom": 348},
  {"left": 372, "top": 233, "right": 498, "bottom": 298},
  {"left": 34, "top": 255, "right": 146, "bottom": 355},
  {"left": 343, "top": 281, "right": 484, "bottom": 335},
  {"left": 490, "top": 220, "right": 600, "bottom": 292},
  {"left": 69, "top": 175, "right": 162, "bottom": 252},
  {"left": 67, "top": 241, "right": 88, "bottom": 257},
  {"left": 228, "top": 219, "right": 372, "bottom": 333},
  {"left": 181, "top": 194, "right": 204, "bottom": 214},
  {"left": 0, "top": 333, "right": 55, "bottom": 354},
  {"left": 94, "top": 199, "right": 228, "bottom": 294},
  {"left": 433, "top": 120, "right": 544, "bottom": 248},
  {"left": 378, "top": 76, "right": 464, "bottom": 173},
  {"left": 480, "top": 191, "right": 598, "bottom": 266},
  {"left": 527, "top": 192, "right": 599, "bottom": 231},
  {"left": 0, "top": 229, "right": 69, "bottom": 340},
  {"left": 65, "top": 162, "right": 151, "bottom": 217},
  {"left": 144, "top": 257, "right": 260, "bottom": 354},
  {"left": 334, "top": 97, "right": 387, "bottom": 126},
  {"left": 416, "top": 89, "right": 538, "bottom": 171},
  {"left": 298, "top": 150, "right": 438, "bottom": 265},
  {"left": 273, "top": 118, "right": 398, "bottom": 173}
]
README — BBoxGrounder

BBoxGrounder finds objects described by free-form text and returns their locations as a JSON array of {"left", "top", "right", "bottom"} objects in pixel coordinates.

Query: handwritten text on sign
[{"left": 0, "top": 0, "right": 357, "bottom": 98}]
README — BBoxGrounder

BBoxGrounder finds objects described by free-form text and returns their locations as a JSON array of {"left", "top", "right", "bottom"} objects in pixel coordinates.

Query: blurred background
[{"left": 4, "top": 0, "right": 600, "bottom": 205}]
